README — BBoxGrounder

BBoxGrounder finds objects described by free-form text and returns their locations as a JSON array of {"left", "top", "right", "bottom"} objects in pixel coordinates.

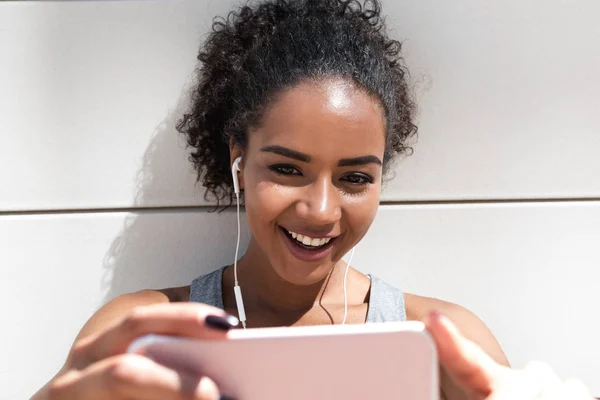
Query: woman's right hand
[
  {"left": 44, "top": 303, "right": 237, "bottom": 400},
  {"left": 427, "top": 311, "right": 594, "bottom": 400}
]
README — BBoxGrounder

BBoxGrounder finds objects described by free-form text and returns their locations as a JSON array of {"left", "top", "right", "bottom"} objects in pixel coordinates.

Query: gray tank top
[{"left": 189, "top": 267, "right": 406, "bottom": 323}]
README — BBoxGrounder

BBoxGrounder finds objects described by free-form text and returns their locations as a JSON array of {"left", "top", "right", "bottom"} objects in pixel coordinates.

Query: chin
[{"left": 271, "top": 258, "right": 334, "bottom": 286}]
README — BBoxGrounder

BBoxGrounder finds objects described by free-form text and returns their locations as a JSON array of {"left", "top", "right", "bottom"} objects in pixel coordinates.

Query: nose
[{"left": 296, "top": 175, "right": 342, "bottom": 226}]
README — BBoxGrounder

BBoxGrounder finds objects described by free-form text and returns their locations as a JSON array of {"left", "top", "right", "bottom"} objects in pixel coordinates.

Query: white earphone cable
[
  {"left": 341, "top": 247, "right": 355, "bottom": 325},
  {"left": 234, "top": 190, "right": 247, "bottom": 329},
  {"left": 234, "top": 193, "right": 241, "bottom": 287}
]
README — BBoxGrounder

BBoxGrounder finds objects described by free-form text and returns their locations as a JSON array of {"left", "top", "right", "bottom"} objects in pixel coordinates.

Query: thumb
[{"left": 426, "top": 311, "right": 507, "bottom": 396}]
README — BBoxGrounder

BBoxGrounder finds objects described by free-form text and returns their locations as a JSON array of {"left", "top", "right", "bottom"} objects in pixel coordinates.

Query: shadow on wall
[{"left": 101, "top": 83, "right": 251, "bottom": 304}]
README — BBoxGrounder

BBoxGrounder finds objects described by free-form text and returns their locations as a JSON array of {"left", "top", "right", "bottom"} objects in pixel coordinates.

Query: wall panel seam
[{"left": 2, "top": 197, "right": 600, "bottom": 216}]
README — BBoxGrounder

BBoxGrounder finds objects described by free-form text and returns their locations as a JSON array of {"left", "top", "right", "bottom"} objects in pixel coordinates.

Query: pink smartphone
[{"left": 128, "top": 321, "right": 438, "bottom": 399}]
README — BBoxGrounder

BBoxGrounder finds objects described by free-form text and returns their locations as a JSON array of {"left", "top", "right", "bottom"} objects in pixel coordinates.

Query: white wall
[{"left": 1, "top": 1, "right": 599, "bottom": 399}]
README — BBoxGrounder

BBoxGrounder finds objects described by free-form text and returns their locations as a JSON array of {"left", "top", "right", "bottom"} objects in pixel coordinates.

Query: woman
[{"left": 33, "top": 1, "right": 593, "bottom": 399}]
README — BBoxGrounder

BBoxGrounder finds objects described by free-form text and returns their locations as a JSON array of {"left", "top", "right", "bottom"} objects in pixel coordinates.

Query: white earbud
[{"left": 231, "top": 156, "right": 242, "bottom": 195}]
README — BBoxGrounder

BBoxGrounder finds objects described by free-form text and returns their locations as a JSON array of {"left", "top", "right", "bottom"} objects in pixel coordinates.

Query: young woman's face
[{"left": 236, "top": 79, "right": 386, "bottom": 285}]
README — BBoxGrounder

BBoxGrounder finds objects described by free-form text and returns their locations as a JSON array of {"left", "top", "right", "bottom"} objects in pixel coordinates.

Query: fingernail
[
  {"left": 205, "top": 314, "right": 239, "bottom": 331},
  {"left": 429, "top": 310, "right": 448, "bottom": 325},
  {"left": 219, "top": 396, "right": 235, "bottom": 400},
  {"left": 429, "top": 311, "right": 458, "bottom": 333},
  {"left": 429, "top": 310, "right": 442, "bottom": 321}
]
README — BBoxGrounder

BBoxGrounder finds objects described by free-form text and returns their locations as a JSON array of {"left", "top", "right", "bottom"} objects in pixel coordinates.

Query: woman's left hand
[{"left": 426, "top": 311, "right": 594, "bottom": 400}]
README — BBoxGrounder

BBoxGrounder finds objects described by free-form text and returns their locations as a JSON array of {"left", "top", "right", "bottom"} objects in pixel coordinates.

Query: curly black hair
[{"left": 177, "top": 0, "right": 418, "bottom": 207}]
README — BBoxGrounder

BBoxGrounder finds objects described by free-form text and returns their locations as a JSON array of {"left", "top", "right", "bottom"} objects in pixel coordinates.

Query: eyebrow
[
  {"left": 260, "top": 145, "right": 311, "bottom": 163},
  {"left": 337, "top": 155, "right": 382, "bottom": 167},
  {"left": 260, "top": 145, "right": 382, "bottom": 167}
]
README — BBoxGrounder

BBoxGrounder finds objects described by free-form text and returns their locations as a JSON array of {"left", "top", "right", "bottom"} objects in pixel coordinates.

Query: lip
[
  {"left": 278, "top": 226, "right": 336, "bottom": 262},
  {"left": 279, "top": 226, "right": 339, "bottom": 239}
]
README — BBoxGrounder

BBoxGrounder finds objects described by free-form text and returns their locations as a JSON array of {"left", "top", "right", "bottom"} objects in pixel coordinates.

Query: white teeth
[{"left": 285, "top": 229, "right": 333, "bottom": 247}]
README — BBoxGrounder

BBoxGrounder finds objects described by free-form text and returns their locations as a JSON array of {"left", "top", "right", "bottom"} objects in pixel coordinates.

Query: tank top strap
[
  {"left": 189, "top": 266, "right": 226, "bottom": 309},
  {"left": 366, "top": 275, "right": 407, "bottom": 323}
]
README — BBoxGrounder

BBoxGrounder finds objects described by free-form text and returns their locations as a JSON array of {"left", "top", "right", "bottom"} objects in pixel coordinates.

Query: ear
[{"left": 229, "top": 137, "right": 245, "bottom": 190}]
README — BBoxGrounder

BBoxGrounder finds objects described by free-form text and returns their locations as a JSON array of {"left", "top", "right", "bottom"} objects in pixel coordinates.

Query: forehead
[{"left": 249, "top": 79, "right": 386, "bottom": 159}]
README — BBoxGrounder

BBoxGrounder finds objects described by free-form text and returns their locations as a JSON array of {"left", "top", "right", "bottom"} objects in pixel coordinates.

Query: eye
[
  {"left": 269, "top": 164, "right": 302, "bottom": 176},
  {"left": 341, "top": 173, "right": 374, "bottom": 185}
]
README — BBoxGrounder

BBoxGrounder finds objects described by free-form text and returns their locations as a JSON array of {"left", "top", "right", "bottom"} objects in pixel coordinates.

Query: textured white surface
[
  {"left": 0, "top": 0, "right": 235, "bottom": 211},
  {"left": 1, "top": 0, "right": 599, "bottom": 399},
  {"left": 1, "top": 0, "right": 599, "bottom": 211},
  {"left": 2, "top": 205, "right": 599, "bottom": 398},
  {"left": 387, "top": 1, "right": 600, "bottom": 201}
]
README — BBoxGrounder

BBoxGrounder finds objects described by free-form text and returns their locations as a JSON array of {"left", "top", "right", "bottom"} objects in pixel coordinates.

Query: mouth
[{"left": 278, "top": 225, "right": 338, "bottom": 262}]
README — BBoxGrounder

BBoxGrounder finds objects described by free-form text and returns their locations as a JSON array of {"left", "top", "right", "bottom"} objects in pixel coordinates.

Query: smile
[
  {"left": 285, "top": 229, "right": 332, "bottom": 248},
  {"left": 278, "top": 226, "right": 338, "bottom": 262}
]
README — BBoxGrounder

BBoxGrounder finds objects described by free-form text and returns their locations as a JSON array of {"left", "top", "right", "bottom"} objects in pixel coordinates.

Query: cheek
[
  {"left": 343, "top": 189, "right": 381, "bottom": 241},
  {"left": 244, "top": 173, "right": 295, "bottom": 228}
]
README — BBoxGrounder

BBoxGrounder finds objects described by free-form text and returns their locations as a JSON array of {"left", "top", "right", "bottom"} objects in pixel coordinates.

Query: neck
[{"left": 234, "top": 237, "right": 348, "bottom": 318}]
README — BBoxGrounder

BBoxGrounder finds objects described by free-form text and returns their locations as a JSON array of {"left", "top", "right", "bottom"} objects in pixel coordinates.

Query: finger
[
  {"left": 76, "top": 303, "right": 238, "bottom": 366},
  {"left": 426, "top": 311, "right": 507, "bottom": 396},
  {"left": 50, "top": 353, "right": 222, "bottom": 400},
  {"left": 538, "top": 381, "right": 564, "bottom": 400},
  {"left": 484, "top": 380, "right": 539, "bottom": 400},
  {"left": 534, "top": 378, "right": 593, "bottom": 400},
  {"left": 522, "top": 361, "right": 562, "bottom": 399},
  {"left": 560, "top": 379, "right": 594, "bottom": 399},
  {"left": 526, "top": 372, "right": 564, "bottom": 400}
]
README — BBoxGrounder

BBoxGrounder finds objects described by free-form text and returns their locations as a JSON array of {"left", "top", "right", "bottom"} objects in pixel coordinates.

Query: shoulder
[
  {"left": 104, "top": 285, "right": 191, "bottom": 314},
  {"left": 157, "top": 285, "right": 191, "bottom": 302},
  {"left": 75, "top": 286, "right": 190, "bottom": 342},
  {"left": 43, "top": 287, "right": 191, "bottom": 385},
  {"left": 405, "top": 293, "right": 509, "bottom": 367}
]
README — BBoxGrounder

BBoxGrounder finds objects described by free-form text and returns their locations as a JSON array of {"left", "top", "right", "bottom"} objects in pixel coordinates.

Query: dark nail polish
[
  {"left": 219, "top": 396, "right": 235, "bottom": 400},
  {"left": 205, "top": 314, "right": 239, "bottom": 331}
]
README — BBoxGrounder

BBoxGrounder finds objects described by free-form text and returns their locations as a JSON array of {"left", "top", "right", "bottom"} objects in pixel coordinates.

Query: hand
[
  {"left": 426, "top": 311, "right": 593, "bottom": 400},
  {"left": 45, "top": 303, "right": 237, "bottom": 400}
]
